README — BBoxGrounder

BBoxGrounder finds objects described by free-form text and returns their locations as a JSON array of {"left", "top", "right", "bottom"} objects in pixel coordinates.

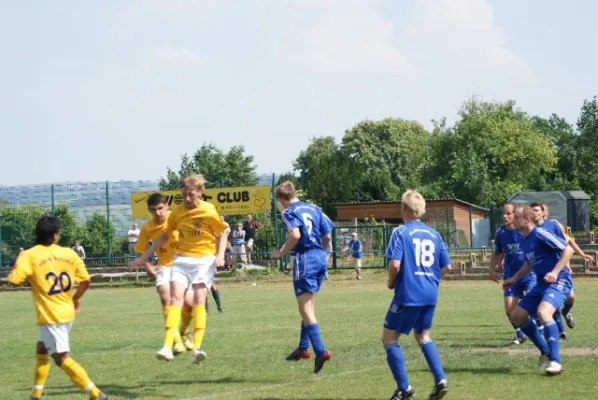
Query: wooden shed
[{"left": 335, "top": 198, "right": 488, "bottom": 246}]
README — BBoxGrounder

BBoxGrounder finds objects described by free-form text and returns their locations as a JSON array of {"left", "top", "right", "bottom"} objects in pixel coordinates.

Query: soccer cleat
[
  {"left": 285, "top": 348, "right": 312, "bottom": 361},
  {"left": 25, "top": 397, "right": 40, "bottom": 400},
  {"left": 537, "top": 354, "right": 550, "bottom": 369},
  {"left": 314, "top": 350, "right": 332, "bottom": 373},
  {"left": 173, "top": 341, "right": 186, "bottom": 355},
  {"left": 390, "top": 386, "right": 415, "bottom": 400},
  {"left": 560, "top": 332, "right": 567, "bottom": 340},
  {"left": 91, "top": 393, "right": 109, "bottom": 400},
  {"left": 182, "top": 334, "right": 194, "bottom": 351},
  {"left": 510, "top": 336, "right": 521, "bottom": 345},
  {"left": 545, "top": 361, "right": 563, "bottom": 375},
  {"left": 156, "top": 346, "right": 174, "bottom": 361},
  {"left": 191, "top": 349, "right": 207, "bottom": 364},
  {"left": 429, "top": 379, "right": 448, "bottom": 400},
  {"left": 562, "top": 312, "right": 575, "bottom": 329},
  {"left": 218, "top": 307, "right": 224, "bottom": 313}
]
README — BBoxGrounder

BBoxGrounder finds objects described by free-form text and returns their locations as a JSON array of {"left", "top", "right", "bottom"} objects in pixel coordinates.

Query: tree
[
  {"left": 341, "top": 118, "right": 431, "bottom": 201},
  {"left": 436, "top": 100, "right": 557, "bottom": 206},
  {"left": 531, "top": 114, "right": 580, "bottom": 191},
  {"left": 160, "top": 143, "right": 258, "bottom": 190},
  {"left": 576, "top": 97, "right": 598, "bottom": 198},
  {"left": 54, "top": 204, "right": 84, "bottom": 248},
  {"left": 82, "top": 212, "right": 118, "bottom": 256},
  {"left": 293, "top": 136, "right": 359, "bottom": 217}
]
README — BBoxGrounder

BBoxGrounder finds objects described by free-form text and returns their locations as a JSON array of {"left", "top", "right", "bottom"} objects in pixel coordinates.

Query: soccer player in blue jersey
[
  {"left": 504, "top": 205, "right": 574, "bottom": 375},
  {"left": 271, "top": 181, "right": 334, "bottom": 373},
  {"left": 489, "top": 202, "right": 536, "bottom": 345},
  {"left": 382, "top": 191, "right": 451, "bottom": 400},
  {"left": 343, "top": 232, "right": 363, "bottom": 279},
  {"left": 534, "top": 203, "right": 595, "bottom": 331}
]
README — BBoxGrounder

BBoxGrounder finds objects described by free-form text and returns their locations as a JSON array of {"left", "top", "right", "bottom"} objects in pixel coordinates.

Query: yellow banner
[{"left": 130, "top": 186, "right": 272, "bottom": 219}]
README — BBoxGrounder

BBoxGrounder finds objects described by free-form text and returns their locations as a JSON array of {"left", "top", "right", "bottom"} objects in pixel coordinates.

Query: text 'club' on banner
[{"left": 130, "top": 186, "right": 272, "bottom": 219}]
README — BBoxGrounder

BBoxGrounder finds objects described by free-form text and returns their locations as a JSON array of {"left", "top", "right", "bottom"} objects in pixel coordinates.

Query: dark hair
[
  {"left": 147, "top": 192, "right": 167, "bottom": 207},
  {"left": 529, "top": 202, "right": 543, "bottom": 209},
  {"left": 36, "top": 216, "right": 60, "bottom": 245}
]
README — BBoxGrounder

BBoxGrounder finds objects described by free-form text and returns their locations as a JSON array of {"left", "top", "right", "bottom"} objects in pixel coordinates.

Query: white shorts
[
  {"left": 39, "top": 322, "right": 73, "bottom": 354},
  {"left": 171, "top": 255, "right": 216, "bottom": 289},
  {"left": 353, "top": 258, "right": 362, "bottom": 268},
  {"left": 245, "top": 238, "right": 254, "bottom": 249},
  {"left": 155, "top": 266, "right": 172, "bottom": 287}
]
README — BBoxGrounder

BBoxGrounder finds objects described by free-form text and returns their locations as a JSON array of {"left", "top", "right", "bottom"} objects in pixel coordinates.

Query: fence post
[
  {"left": 445, "top": 207, "right": 450, "bottom": 248},
  {"left": 0, "top": 205, "right": 3, "bottom": 268},
  {"left": 271, "top": 173, "right": 279, "bottom": 270},
  {"left": 332, "top": 227, "right": 337, "bottom": 270},
  {"left": 51, "top": 184, "right": 55, "bottom": 216},
  {"left": 106, "top": 181, "right": 112, "bottom": 266},
  {"left": 469, "top": 206, "right": 473, "bottom": 247}
]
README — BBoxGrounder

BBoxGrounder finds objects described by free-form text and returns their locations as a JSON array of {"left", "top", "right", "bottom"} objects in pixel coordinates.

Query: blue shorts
[
  {"left": 504, "top": 273, "right": 536, "bottom": 298},
  {"left": 292, "top": 250, "right": 327, "bottom": 297},
  {"left": 384, "top": 304, "right": 436, "bottom": 335},
  {"left": 518, "top": 276, "right": 572, "bottom": 315}
]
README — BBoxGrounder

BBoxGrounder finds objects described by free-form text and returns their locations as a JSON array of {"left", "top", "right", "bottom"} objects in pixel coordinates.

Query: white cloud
[
  {"left": 286, "top": 2, "right": 415, "bottom": 78},
  {"left": 153, "top": 44, "right": 205, "bottom": 67},
  {"left": 402, "top": 0, "right": 534, "bottom": 82}
]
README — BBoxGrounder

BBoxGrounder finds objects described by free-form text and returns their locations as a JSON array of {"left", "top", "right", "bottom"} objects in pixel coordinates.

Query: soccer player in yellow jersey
[
  {"left": 130, "top": 174, "right": 228, "bottom": 364},
  {"left": 132, "top": 192, "right": 193, "bottom": 354},
  {"left": 8, "top": 216, "right": 107, "bottom": 400}
]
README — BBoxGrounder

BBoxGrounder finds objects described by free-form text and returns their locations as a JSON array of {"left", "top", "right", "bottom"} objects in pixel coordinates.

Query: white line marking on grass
[{"left": 177, "top": 366, "right": 384, "bottom": 400}]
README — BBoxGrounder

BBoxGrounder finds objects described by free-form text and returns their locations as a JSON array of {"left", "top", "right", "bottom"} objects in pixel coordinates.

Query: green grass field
[{"left": 1, "top": 272, "right": 597, "bottom": 400}]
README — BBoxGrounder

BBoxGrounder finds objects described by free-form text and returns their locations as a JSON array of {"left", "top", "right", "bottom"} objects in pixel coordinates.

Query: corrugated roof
[{"left": 334, "top": 198, "right": 489, "bottom": 212}]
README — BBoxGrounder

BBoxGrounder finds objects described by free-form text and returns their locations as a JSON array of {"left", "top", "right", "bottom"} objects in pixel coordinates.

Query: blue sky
[{"left": 1, "top": 0, "right": 597, "bottom": 186}]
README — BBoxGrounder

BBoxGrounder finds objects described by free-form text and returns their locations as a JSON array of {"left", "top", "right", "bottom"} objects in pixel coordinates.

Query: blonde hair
[
  {"left": 179, "top": 174, "right": 206, "bottom": 192},
  {"left": 541, "top": 202, "right": 550, "bottom": 216},
  {"left": 401, "top": 190, "right": 426, "bottom": 219},
  {"left": 275, "top": 181, "right": 296, "bottom": 201},
  {"left": 516, "top": 205, "right": 535, "bottom": 221}
]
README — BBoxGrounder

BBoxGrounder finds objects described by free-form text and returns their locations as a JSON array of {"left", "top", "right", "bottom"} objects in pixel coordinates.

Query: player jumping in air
[
  {"left": 382, "top": 191, "right": 451, "bottom": 400},
  {"left": 130, "top": 175, "right": 229, "bottom": 364},
  {"left": 505, "top": 205, "right": 574, "bottom": 375},
  {"left": 9, "top": 216, "right": 108, "bottom": 400},
  {"left": 489, "top": 202, "right": 536, "bottom": 345},
  {"left": 271, "top": 181, "right": 334, "bottom": 373}
]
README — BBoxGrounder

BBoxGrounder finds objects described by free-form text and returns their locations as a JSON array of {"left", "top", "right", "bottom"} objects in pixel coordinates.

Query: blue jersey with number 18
[
  {"left": 385, "top": 221, "right": 451, "bottom": 306},
  {"left": 281, "top": 201, "right": 335, "bottom": 255}
]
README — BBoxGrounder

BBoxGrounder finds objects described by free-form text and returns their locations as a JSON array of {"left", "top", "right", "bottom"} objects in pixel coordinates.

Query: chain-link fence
[{"left": 0, "top": 175, "right": 276, "bottom": 271}]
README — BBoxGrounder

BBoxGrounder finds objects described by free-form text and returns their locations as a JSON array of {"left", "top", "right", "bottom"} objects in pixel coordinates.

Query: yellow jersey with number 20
[{"left": 8, "top": 244, "right": 91, "bottom": 325}]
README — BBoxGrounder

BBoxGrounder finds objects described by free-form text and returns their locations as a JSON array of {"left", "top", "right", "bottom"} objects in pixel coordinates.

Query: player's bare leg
[
  {"left": 504, "top": 296, "right": 526, "bottom": 344},
  {"left": 561, "top": 290, "right": 575, "bottom": 329}
]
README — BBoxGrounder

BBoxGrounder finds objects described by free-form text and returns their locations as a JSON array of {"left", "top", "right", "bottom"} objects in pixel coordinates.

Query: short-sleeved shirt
[
  {"left": 385, "top": 221, "right": 451, "bottom": 306},
  {"left": 281, "top": 201, "right": 335, "bottom": 255},
  {"left": 493, "top": 225, "right": 526, "bottom": 277},
  {"left": 232, "top": 229, "right": 245, "bottom": 246},
  {"left": 135, "top": 213, "right": 179, "bottom": 267},
  {"left": 8, "top": 244, "right": 91, "bottom": 325},
  {"left": 167, "top": 201, "right": 229, "bottom": 258},
  {"left": 522, "top": 226, "right": 570, "bottom": 285},
  {"left": 348, "top": 239, "right": 363, "bottom": 258}
]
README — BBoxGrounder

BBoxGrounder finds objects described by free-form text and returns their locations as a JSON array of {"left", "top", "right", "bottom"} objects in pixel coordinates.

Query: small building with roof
[
  {"left": 334, "top": 198, "right": 489, "bottom": 247},
  {"left": 508, "top": 191, "right": 590, "bottom": 232}
]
